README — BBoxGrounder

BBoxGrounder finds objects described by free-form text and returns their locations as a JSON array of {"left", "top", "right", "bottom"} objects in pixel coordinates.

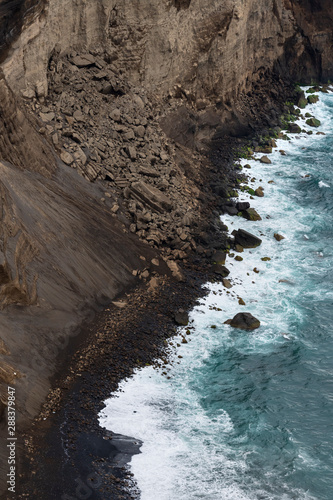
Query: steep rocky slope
[{"left": 0, "top": 0, "right": 332, "bottom": 495}]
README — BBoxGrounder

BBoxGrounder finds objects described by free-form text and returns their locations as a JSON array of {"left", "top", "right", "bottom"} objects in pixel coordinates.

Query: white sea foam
[{"left": 99, "top": 91, "right": 333, "bottom": 500}]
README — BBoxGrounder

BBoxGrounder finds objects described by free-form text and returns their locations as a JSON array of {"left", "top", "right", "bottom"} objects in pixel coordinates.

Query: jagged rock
[
  {"left": 288, "top": 123, "right": 302, "bottom": 133},
  {"left": 60, "top": 151, "right": 74, "bottom": 165},
  {"left": 125, "top": 146, "right": 137, "bottom": 160},
  {"left": 234, "top": 229, "right": 262, "bottom": 248},
  {"left": 73, "top": 110, "right": 84, "bottom": 122},
  {"left": 174, "top": 311, "right": 189, "bottom": 326},
  {"left": 211, "top": 251, "right": 226, "bottom": 265},
  {"left": 134, "top": 125, "right": 145, "bottom": 137},
  {"left": 274, "top": 233, "right": 285, "bottom": 241},
  {"left": 72, "top": 54, "right": 96, "bottom": 67},
  {"left": 110, "top": 108, "right": 121, "bottom": 122},
  {"left": 40, "top": 112, "right": 55, "bottom": 122},
  {"left": 226, "top": 312, "right": 260, "bottom": 330},
  {"left": 260, "top": 156, "right": 271, "bottom": 164},
  {"left": 130, "top": 181, "right": 173, "bottom": 212},
  {"left": 73, "top": 148, "right": 87, "bottom": 165},
  {"left": 224, "top": 205, "right": 238, "bottom": 216},
  {"left": 242, "top": 208, "right": 262, "bottom": 221},
  {"left": 236, "top": 201, "right": 250, "bottom": 211},
  {"left": 212, "top": 264, "right": 230, "bottom": 277}
]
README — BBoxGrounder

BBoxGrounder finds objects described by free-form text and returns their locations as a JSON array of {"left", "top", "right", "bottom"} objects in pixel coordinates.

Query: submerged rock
[{"left": 226, "top": 312, "right": 260, "bottom": 330}]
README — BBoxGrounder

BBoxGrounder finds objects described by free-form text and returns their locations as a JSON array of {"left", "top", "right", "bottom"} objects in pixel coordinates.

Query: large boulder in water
[
  {"left": 234, "top": 229, "right": 262, "bottom": 248},
  {"left": 226, "top": 312, "right": 260, "bottom": 331}
]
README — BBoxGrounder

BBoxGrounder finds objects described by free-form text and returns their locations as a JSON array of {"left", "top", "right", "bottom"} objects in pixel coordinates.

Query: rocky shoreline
[{"left": 12, "top": 80, "right": 316, "bottom": 499}]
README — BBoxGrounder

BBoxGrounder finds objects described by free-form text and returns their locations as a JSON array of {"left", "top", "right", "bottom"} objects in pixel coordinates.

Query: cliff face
[
  {"left": 0, "top": 0, "right": 332, "bottom": 491},
  {"left": 2, "top": 0, "right": 333, "bottom": 101}
]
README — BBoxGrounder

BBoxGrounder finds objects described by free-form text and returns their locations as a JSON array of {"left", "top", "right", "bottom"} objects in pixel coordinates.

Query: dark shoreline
[
  {"left": 16, "top": 259, "right": 222, "bottom": 499},
  {"left": 11, "top": 80, "right": 301, "bottom": 499}
]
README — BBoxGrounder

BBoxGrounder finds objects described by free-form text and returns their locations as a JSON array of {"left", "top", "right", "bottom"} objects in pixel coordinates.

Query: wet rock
[
  {"left": 242, "top": 208, "right": 262, "bottom": 221},
  {"left": 307, "top": 95, "right": 319, "bottom": 104},
  {"left": 211, "top": 251, "right": 226, "bottom": 265},
  {"left": 288, "top": 123, "right": 302, "bottom": 134},
  {"left": 227, "top": 312, "right": 260, "bottom": 330},
  {"left": 260, "top": 156, "right": 271, "bottom": 164},
  {"left": 212, "top": 264, "right": 230, "bottom": 277},
  {"left": 236, "top": 201, "right": 250, "bottom": 211},
  {"left": 223, "top": 205, "right": 238, "bottom": 216},
  {"left": 298, "top": 96, "right": 308, "bottom": 108},
  {"left": 234, "top": 229, "right": 262, "bottom": 248},
  {"left": 306, "top": 117, "right": 321, "bottom": 127},
  {"left": 222, "top": 278, "right": 232, "bottom": 289},
  {"left": 254, "top": 187, "right": 264, "bottom": 197},
  {"left": 238, "top": 298, "right": 246, "bottom": 305},
  {"left": 274, "top": 233, "right": 285, "bottom": 241}
]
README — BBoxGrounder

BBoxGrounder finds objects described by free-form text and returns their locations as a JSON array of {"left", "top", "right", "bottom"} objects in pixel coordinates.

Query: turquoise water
[{"left": 99, "top": 91, "right": 333, "bottom": 500}]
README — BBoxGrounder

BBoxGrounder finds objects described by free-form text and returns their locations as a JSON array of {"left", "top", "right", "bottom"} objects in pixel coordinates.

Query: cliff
[{"left": 0, "top": 0, "right": 332, "bottom": 495}]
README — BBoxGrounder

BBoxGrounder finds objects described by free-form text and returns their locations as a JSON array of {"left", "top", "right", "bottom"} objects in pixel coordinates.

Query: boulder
[
  {"left": 260, "top": 156, "right": 271, "bottom": 164},
  {"left": 130, "top": 181, "right": 173, "bottom": 212},
  {"left": 307, "top": 95, "right": 319, "bottom": 104},
  {"left": 223, "top": 205, "right": 238, "bottom": 216},
  {"left": 306, "top": 118, "right": 321, "bottom": 128},
  {"left": 288, "top": 123, "right": 302, "bottom": 134},
  {"left": 222, "top": 278, "right": 232, "bottom": 289},
  {"left": 211, "top": 251, "right": 226, "bottom": 265},
  {"left": 298, "top": 97, "right": 308, "bottom": 109},
  {"left": 236, "top": 201, "right": 250, "bottom": 211},
  {"left": 212, "top": 264, "right": 230, "bottom": 277},
  {"left": 60, "top": 151, "right": 74, "bottom": 165},
  {"left": 242, "top": 208, "right": 262, "bottom": 221},
  {"left": 72, "top": 54, "right": 96, "bottom": 68},
  {"left": 110, "top": 108, "right": 121, "bottom": 122},
  {"left": 254, "top": 187, "right": 264, "bottom": 197},
  {"left": 234, "top": 229, "right": 262, "bottom": 248},
  {"left": 174, "top": 311, "right": 189, "bottom": 326},
  {"left": 274, "top": 233, "right": 285, "bottom": 241},
  {"left": 228, "top": 312, "right": 260, "bottom": 330}
]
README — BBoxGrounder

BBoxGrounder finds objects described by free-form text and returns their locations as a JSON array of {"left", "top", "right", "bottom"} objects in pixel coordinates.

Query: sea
[{"left": 99, "top": 89, "right": 333, "bottom": 500}]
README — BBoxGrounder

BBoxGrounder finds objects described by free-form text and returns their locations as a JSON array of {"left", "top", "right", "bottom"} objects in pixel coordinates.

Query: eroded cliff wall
[{"left": 2, "top": 0, "right": 333, "bottom": 102}]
